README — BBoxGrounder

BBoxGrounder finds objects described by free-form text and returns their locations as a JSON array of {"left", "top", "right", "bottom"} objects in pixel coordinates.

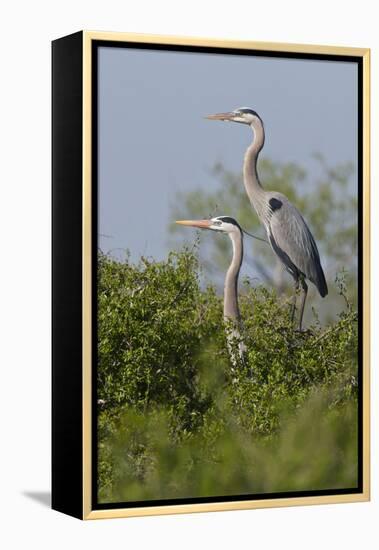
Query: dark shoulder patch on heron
[{"left": 269, "top": 198, "right": 283, "bottom": 212}]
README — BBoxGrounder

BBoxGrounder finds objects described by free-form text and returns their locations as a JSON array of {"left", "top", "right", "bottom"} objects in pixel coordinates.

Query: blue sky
[{"left": 98, "top": 46, "right": 358, "bottom": 261}]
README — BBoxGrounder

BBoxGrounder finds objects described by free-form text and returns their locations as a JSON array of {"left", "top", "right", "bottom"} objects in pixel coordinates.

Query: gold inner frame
[{"left": 82, "top": 31, "right": 370, "bottom": 520}]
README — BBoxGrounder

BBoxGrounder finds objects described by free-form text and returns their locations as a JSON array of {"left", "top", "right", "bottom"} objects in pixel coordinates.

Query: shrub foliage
[{"left": 97, "top": 249, "right": 358, "bottom": 503}]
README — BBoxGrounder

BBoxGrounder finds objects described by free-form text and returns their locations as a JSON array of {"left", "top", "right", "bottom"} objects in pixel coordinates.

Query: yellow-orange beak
[
  {"left": 205, "top": 112, "right": 235, "bottom": 121},
  {"left": 176, "top": 219, "right": 212, "bottom": 229}
]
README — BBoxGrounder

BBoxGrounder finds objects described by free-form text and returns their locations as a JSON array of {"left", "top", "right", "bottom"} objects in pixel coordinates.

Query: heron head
[
  {"left": 205, "top": 107, "right": 262, "bottom": 126},
  {"left": 176, "top": 216, "right": 242, "bottom": 234}
]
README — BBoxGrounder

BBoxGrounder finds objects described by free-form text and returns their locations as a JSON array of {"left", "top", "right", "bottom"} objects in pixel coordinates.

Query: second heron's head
[
  {"left": 176, "top": 216, "right": 242, "bottom": 235},
  {"left": 205, "top": 107, "right": 262, "bottom": 127}
]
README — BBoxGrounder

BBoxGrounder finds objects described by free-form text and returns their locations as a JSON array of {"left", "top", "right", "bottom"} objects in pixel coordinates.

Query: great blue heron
[
  {"left": 176, "top": 216, "right": 246, "bottom": 362},
  {"left": 206, "top": 108, "right": 328, "bottom": 330}
]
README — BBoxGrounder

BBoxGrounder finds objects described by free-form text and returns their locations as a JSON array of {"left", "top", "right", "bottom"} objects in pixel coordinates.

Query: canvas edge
[{"left": 52, "top": 30, "right": 85, "bottom": 520}]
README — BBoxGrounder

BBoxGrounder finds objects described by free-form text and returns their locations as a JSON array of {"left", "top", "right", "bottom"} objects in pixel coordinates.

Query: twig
[{"left": 311, "top": 311, "right": 358, "bottom": 346}]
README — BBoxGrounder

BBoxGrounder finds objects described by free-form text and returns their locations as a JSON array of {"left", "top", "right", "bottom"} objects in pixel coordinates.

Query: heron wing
[{"left": 268, "top": 197, "right": 328, "bottom": 297}]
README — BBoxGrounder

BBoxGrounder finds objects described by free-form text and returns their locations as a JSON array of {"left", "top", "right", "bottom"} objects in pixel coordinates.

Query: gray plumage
[
  {"left": 206, "top": 107, "right": 328, "bottom": 329},
  {"left": 268, "top": 193, "right": 328, "bottom": 297}
]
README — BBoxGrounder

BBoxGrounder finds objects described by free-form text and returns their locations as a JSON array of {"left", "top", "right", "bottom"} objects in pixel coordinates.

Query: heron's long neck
[
  {"left": 224, "top": 232, "right": 243, "bottom": 322},
  {"left": 243, "top": 120, "right": 267, "bottom": 219}
]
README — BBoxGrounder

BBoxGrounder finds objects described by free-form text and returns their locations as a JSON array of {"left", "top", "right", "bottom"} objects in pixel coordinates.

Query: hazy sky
[{"left": 98, "top": 46, "right": 358, "bottom": 260}]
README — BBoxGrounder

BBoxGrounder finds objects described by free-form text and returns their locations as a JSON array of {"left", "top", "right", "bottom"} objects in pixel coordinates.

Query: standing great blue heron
[
  {"left": 206, "top": 108, "right": 328, "bottom": 330},
  {"left": 176, "top": 216, "right": 246, "bottom": 362}
]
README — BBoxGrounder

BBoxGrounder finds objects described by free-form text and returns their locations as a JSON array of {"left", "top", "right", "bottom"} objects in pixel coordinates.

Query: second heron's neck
[
  {"left": 224, "top": 231, "right": 243, "bottom": 322},
  {"left": 243, "top": 121, "right": 267, "bottom": 219}
]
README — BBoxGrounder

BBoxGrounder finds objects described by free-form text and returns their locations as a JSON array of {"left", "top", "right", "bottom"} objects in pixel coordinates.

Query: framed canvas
[{"left": 52, "top": 31, "right": 370, "bottom": 520}]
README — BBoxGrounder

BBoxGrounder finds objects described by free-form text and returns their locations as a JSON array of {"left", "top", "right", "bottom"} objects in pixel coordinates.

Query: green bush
[
  {"left": 98, "top": 248, "right": 221, "bottom": 429},
  {"left": 97, "top": 249, "right": 358, "bottom": 503}
]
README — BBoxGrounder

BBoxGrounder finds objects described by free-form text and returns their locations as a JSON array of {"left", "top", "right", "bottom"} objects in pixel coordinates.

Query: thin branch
[{"left": 311, "top": 311, "right": 358, "bottom": 346}]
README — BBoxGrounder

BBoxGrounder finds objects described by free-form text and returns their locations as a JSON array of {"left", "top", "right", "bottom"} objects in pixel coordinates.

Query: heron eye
[{"left": 213, "top": 220, "right": 222, "bottom": 226}]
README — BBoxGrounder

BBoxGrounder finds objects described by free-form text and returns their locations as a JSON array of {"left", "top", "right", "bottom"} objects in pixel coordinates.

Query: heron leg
[
  {"left": 291, "top": 278, "right": 300, "bottom": 324},
  {"left": 298, "top": 277, "right": 308, "bottom": 331}
]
